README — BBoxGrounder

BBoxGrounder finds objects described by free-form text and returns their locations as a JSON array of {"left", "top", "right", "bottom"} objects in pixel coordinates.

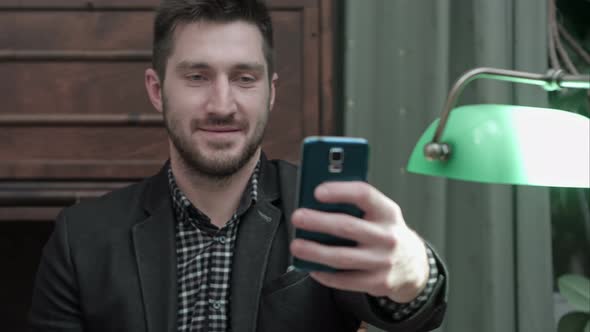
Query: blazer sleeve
[
  {"left": 28, "top": 210, "right": 84, "bottom": 332},
  {"left": 333, "top": 245, "right": 448, "bottom": 332}
]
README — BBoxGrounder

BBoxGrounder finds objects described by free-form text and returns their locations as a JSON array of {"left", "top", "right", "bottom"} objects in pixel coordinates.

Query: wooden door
[{"left": 0, "top": 0, "right": 335, "bottom": 330}]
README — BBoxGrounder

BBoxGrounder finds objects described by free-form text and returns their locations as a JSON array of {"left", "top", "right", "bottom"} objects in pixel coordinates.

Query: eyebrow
[
  {"left": 233, "top": 63, "right": 265, "bottom": 73},
  {"left": 175, "top": 61, "right": 265, "bottom": 73},
  {"left": 175, "top": 61, "right": 209, "bottom": 73}
]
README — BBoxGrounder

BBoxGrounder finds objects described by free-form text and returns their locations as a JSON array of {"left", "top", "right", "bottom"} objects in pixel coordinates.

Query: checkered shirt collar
[{"left": 167, "top": 161, "right": 260, "bottom": 228}]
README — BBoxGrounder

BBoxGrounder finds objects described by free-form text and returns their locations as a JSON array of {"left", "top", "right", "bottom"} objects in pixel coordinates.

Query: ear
[
  {"left": 145, "top": 68, "right": 164, "bottom": 113},
  {"left": 269, "top": 72, "right": 278, "bottom": 112}
]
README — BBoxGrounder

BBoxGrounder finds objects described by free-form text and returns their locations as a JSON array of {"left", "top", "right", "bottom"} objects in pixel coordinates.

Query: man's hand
[{"left": 290, "top": 181, "right": 430, "bottom": 303}]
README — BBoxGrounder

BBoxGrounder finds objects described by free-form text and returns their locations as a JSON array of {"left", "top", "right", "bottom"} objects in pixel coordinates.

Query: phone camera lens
[{"left": 329, "top": 148, "right": 343, "bottom": 162}]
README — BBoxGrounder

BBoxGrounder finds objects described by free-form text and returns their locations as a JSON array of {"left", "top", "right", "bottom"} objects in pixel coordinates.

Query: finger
[
  {"left": 291, "top": 208, "right": 394, "bottom": 246},
  {"left": 314, "top": 181, "right": 402, "bottom": 222},
  {"left": 290, "top": 238, "right": 384, "bottom": 270}
]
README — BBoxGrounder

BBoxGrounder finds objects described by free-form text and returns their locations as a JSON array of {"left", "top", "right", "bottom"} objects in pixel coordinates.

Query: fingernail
[
  {"left": 290, "top": 239, "right": 302, "bottom": 252},
  {"left": 291, "top": 209, "right": 304, "bottom": 224},
  {"left": 315, "top": 185, "right": 328, "bottom": 199}
]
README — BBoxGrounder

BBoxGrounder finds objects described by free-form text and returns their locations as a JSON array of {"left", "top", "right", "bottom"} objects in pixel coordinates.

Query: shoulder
[
  {"left": 67, "top": 178, "right": 148, "bottom": 216},
  {"left": 58, "top": 175, "right": 155, "bottom": 236}
]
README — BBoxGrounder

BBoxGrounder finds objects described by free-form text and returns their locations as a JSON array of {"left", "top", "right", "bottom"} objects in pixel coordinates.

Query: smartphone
[{"left": 293, "top": 136, "right": 369, "bottom": 272}]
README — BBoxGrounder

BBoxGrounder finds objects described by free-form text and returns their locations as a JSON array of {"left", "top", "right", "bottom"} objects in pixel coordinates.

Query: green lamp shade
[{"left": 407, "top": 104, "right": 590, "bottom": 188}]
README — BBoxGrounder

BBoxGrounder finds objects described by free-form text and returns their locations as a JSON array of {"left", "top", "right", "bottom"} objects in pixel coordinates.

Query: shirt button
[
  {"left": 217, "top": 236, "right": 226, "bottom": 244},
  {"left": 209, "top": 299, "right": 222, "bottom": 310}
]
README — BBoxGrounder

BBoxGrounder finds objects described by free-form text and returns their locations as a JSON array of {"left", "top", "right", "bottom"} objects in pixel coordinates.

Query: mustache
[{"left": 191, "top": 114, "right": 247, "bottom": 129}]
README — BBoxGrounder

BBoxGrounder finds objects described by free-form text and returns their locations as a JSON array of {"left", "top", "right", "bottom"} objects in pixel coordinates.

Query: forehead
[{"left": 168, "top": 20, "right": 266, "bottom": 69}]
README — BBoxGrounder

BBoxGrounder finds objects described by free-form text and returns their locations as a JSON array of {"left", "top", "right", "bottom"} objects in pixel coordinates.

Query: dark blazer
[{"left": 29, "top": 156, "right": 447, "bottom": 332}]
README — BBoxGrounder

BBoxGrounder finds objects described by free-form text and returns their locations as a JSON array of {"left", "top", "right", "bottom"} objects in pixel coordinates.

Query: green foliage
[
  {"left": 550, "top": 0, "right": 590, "bottom": 282},
  {"left": 558, "top": 312, "right": 590, "bottom": 332},
  {"left": 558, "top": 274, "right": 590, "bottom": 332},
  {"left": 549, "top": 90, "right": 589, "bottom": 117},
  {"left": 551, "top": 3, "right": 590, "bottom": 332},
  {"left": 552, "top": 0, "right": 590, "bottom": 117},
  {"left": 559, "top": 274, "right": 590, "bottom": 312}
]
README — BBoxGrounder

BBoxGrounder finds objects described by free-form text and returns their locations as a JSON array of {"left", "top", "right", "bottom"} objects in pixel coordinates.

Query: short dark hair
[{"left": 152, "top": 0, "right": 274, "bottom": 82}]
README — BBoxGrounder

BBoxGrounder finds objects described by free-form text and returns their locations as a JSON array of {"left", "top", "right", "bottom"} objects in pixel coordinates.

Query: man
[{"left": 29, "top": 1, "right": 447, "bottom": 331}]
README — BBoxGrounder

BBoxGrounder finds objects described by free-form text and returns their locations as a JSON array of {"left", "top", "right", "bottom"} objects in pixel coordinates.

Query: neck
[{"left": 170, "top": 149, "right": 261, "bottom": 228}]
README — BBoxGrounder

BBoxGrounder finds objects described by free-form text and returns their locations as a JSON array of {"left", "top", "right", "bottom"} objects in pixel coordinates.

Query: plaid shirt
[
  {"left": 168, "top": 161, "right": 437, "bottom": 331},
  {"left": 168, "top": 164, "right": 259, "bottom": 332}
]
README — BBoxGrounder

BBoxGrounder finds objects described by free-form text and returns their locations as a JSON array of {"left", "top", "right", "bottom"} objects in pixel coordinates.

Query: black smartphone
[{"left": 293, "top": 136, "right": 369, "bottom": 272}]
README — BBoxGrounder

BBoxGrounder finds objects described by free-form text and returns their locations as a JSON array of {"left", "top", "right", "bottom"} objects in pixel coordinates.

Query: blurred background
[{"left": 0, "top": 0, "right": 588, "bottom": 331}]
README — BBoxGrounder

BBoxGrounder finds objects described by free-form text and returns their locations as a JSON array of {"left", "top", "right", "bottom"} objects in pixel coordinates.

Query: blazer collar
[
  {"left": 141, "top": 161, "right": 172, "bottom": 216},
  {"left": 132, "top": 161, "right": 177, "bottom": 332},
  {"left": 135, "top": 154, "right": 283, "bottom": 332},
  {"left": 256, "top": 152, "right": 280, "bottom": 203},
  {"left": 230, "top": 158, "right": 283, "bottom": 332}
]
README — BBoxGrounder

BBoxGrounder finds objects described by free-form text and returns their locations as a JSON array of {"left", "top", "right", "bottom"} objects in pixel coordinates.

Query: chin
[{"left": 192, "top": 144, "right": 258, "bottom": 176}]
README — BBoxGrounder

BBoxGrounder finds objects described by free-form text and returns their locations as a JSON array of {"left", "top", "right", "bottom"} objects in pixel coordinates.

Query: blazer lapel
[
  {"left": 230, "top": 201, "right": 281, "bottom": 332},
  {"left": 230, "top": 156, "right": 283, "bottom": 332},
  {"left": 130, "top": 157, "right": 290, "bottom": 332},
  {"left": 132, "top": 166, "right": 178, "bottom": 332}
]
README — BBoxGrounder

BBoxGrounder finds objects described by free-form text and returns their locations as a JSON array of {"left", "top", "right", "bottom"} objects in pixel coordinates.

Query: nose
[{"left": 206, "top": 76, "right": 236, "bottom": 115}]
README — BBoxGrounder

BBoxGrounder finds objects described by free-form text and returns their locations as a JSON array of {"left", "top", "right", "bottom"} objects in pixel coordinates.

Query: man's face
[{"left": 158, "top": 20, "right": 276, "bottom": 178}]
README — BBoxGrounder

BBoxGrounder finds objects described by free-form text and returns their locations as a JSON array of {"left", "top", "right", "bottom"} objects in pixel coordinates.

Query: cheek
[
  {"left": 162, "top": 92, "right": 191, "bottom": 128},
  {"left": 164, "top": 85, "right": 207, "bottom": 113},
  {"left": 237, "top": 89, "right": 271, "bottom": 112}
]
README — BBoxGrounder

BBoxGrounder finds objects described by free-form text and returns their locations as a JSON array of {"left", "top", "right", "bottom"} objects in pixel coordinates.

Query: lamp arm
[{"left": 424, "top": 67, "right": 590, "bottom": 161}]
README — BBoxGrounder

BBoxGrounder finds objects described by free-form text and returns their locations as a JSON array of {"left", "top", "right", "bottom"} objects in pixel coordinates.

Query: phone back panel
[{"left": 294, "top": 136, "right": 369, "bottom": 272}]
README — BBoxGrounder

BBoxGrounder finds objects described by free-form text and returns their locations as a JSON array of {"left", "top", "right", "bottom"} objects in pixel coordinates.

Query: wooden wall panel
[
  {"left": 0, "top": 11, "right": 153, "bottom": 50},
  {"left": 0, "top": 0, "right": 318, "bottom": 9},
  {"left": 0, "top": 127, "right": 166, "bottom": 159},
  {"left": 0, "top": 0, "right": 159, "bottom": 8},
  {"left": 0, "top": 63, "right": 153, "bottom": 115},
  {"left": 0, "top": 0, "right": 335, "bottom": 330},
  {"left": 0, "top": 8, "right": 316, "bottom": 179},
  {"left": 0, "top": 182, "right": 132, "bottom": 220},
  {"left": 265, "top": 10, "right": 305, "bottom": 163},
  {"left": 0, "top": 127, "right": 168, "bottom": 179}
]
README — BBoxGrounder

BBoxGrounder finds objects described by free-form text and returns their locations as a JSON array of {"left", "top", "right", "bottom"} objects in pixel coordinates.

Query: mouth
[
  {"left": 198, "top": 127, "right": 241, "bottom": 133},
  {"left": 196, "top": 127, "right": 244, "bottom": 140}
]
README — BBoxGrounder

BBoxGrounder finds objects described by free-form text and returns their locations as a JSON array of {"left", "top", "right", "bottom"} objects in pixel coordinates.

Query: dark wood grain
[
  {"left": 0, "top": 2, "right": 333, "bottom": 183},
  {"left": 320, "top": 0, "right": 335, "bottom": 135},
  {"left": 0, "top": 11, "right": 153, "bottom": 50},
  {"left": 0, "top": 9, "right": 310, "bottom": 178},
  {"left": 0, "top": 127, "right": 168, "bottom": 159},
  {"left": 0, "top": 181, "right": 134, "bottom": 206},
  {"left": 302, "top": 6, "right": 320, "bottom": 136},
  {"left": 0, "top": 62, "right": 154, "bottom": 115},
  {"left": 0, "top": 1, "right": 334, "bottom": 329},
  {"left": 0, "top": 161, "right": 165, "bottom": 180},
  {"left": 0, "top": 0, "right": 317, "bottom": 10},
  {"left": 0, "top": 113, "right": 163, "bottom": 126},
  {"left": 0, "top": 50, "right": 151, "bottom": 61},
  {"left": 0, "top": 0, "right": 159, "bottom": 9},
  {"left": 0, "top": 207, "right": 62, "bottom": 221}
]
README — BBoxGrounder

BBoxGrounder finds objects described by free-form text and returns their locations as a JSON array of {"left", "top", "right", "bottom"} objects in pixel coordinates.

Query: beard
[{"left": 162, "top": 96, "right": 269, "bottom": 180}]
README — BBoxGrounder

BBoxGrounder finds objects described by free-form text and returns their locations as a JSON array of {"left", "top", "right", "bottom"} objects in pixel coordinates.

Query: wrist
[
  {"left": 373, "top": 246, "right": 439, "bottom": 321},
  {"left": 387, "top": 244, "right": 435, "bottom": 303}
]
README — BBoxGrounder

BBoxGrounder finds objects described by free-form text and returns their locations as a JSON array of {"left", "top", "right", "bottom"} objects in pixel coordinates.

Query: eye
[
  {"left": 236, "top": 75, "right": 256, "bottom": 85},
  {"left": 186, "top": 74, "right": 206, "bottom": 82}
]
